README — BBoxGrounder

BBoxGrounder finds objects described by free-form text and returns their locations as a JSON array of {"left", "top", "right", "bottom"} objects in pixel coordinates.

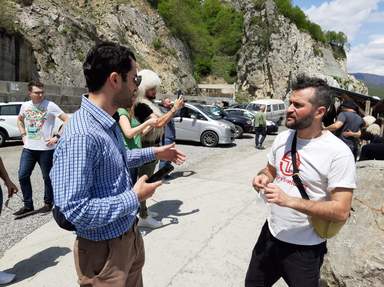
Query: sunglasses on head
[{"left": 134, "top": 75, "right": 142, "bottom": 87}]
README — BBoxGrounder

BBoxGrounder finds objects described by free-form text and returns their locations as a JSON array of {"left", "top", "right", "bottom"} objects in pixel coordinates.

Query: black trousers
[
  {"left": 359, "top": 143, "right": 384, "bottom": 161},
  {"left": 245, "top": 222, "right": 327, "bottom": 287},
  {"left": 255, "top": 127, "right": 267, "bottom": 147}
]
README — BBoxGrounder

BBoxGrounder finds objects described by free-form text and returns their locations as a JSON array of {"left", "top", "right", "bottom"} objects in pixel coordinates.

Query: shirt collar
[{"left": 81, "top": 95, "right": 116, "bottom": 130}]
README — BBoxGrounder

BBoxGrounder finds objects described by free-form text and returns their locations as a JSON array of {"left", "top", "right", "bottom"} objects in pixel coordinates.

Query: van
[{"left": 246, "top": 99, "right": 286, "bottom": 125}]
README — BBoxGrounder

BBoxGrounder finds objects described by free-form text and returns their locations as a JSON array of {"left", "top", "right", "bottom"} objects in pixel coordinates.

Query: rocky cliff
[
  {"left": 0, "top": 0, "right": 196, "bottom": 94},
  {"left": 229, "top": 0, "right": 367, "bottom": 99},
  {"left": 320, "top": 160, "right": 384, "bottom": 287}
]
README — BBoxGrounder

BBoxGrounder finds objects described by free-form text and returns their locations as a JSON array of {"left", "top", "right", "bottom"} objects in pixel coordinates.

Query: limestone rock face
[
  {"left": 320, "top": 160, "right": 384, "bottom": 287},
  {"left": 3, "top": 0, "right": 196, "bottom": 93},
  {"left": 232, "top": 0, "right": 367, "bottom": 99}
]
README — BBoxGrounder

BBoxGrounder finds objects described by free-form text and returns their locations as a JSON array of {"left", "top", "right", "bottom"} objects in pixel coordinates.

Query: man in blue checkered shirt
[{"left": 50, "top": 42, "right": 186, "bottom": 287}]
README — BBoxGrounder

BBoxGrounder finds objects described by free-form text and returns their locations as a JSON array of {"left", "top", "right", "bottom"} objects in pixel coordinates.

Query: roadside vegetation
[{"left": 148, "top": 0, "right": 244, "bottom": 83}]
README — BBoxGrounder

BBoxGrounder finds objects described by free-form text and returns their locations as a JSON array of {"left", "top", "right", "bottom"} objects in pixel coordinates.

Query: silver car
[{"left": 174, "top": 103, "right": 235, "bottom": 147}]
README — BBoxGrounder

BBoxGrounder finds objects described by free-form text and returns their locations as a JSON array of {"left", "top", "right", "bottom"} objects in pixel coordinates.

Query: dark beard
[
  {"left": 146, "top": 94, "right": 156, "bottom": 101},
  {"left": 114, "top": 93, "right": 133, "bottom": 109},
  {"left": 285, "top": 113, "right": 314, "bottom": 130}
]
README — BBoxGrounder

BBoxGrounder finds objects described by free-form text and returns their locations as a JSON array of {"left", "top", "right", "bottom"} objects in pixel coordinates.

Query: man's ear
[
  {"left": 109, "top": 72, "right": 121, "bottom": 89},
  {"left": 316, "top": 106, "right": 327, "bottom": 118}
]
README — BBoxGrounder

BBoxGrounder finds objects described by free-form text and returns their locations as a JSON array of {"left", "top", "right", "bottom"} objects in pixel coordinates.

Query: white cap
[{"left": 137, "top": 69, "right": 161, "bottom": 98}]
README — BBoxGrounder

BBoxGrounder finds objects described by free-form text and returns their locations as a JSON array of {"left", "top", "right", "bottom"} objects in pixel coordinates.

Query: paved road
[{"left": 0, "top": 134, "right": 287, "bottom": 286}]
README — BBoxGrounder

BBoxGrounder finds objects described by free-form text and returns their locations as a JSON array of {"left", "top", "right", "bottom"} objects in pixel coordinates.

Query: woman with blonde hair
[{"left": 117, "top": 104, "right": 158, "bottom": 187}]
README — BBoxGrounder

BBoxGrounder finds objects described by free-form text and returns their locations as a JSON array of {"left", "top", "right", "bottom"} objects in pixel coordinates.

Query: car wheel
[
  {"left": 201, "top": 131, "right": 219, "bottom": 147},
  {"left": 233, "top": 125, "right": 243, "bottom": 139},
  {"left": 0, "top": 130, "right": 7, "bottom": 147}
]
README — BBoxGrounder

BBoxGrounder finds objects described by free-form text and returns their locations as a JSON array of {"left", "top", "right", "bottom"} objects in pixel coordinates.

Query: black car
[
  {"left": 225, "top": 108, "right": 279, "bottom": 135},
  {"left": 229, "top": 103, "right": 248, "bottom": 109},
  {"left": 204, "top": 105, "right": 253, "bottom": 138}
]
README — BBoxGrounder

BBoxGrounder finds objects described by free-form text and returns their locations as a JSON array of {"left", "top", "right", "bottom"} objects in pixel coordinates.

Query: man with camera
[{"left": 135, "top": 70, "right": 184, "bottom": 228}]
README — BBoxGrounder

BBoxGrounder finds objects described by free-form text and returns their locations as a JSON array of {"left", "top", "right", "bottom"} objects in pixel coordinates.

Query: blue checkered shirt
[{"left": 50, "top": 96, "right": 156, "bottom": 241}]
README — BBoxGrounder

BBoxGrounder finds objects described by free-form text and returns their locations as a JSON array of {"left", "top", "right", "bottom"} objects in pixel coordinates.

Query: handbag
[
  {"left": 52, "top": 207, "right": 76, "bottom": 231},
  {"left": 291, "top": 131, "right": 346, "bottom": 239}
]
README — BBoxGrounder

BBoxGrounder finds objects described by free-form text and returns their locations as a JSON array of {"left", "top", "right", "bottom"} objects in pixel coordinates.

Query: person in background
[
  {"left": 117, "top": 104, "right": 158, "bottom": 192},
  {"left": 254, "top": 105, "right": 267, "bottom": 149},
  {"left": 0, "top": 157, "right": 18, "bottom": 284},
  {"left": 359, "top": 121, "right": 384, "bottom": 161},
  {"left": 325, "top": 99, "right": 364, "bottom": 160},
  {"left": 159, "top": 96, "right": 176, "bottom": 177},
  {"left": 14, "top": 81, "right": 69, "bottom": 216},
  {"left": 135, "top": 69, "right": 184, "bottom": 229}
]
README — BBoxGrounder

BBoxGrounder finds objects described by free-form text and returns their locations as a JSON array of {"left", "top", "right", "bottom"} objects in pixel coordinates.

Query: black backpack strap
[{"left": 291, "top": 131, "right": 310, "bottom": 200}]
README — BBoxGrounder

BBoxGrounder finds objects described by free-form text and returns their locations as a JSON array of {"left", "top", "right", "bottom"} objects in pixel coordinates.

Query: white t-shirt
[
  {"left": 19, "top": 100, "right": 64, "bottom": 151},
  {"left": 266, "top": 129, "right": 356, "bottom": 245}
]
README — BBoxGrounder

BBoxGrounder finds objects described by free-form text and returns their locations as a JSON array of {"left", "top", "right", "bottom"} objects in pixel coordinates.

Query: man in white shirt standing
[
  {"left": 245, "top": 76, "right": 356, "bottom": 287},
  {"left": 14, "top": 81, "right": 69, "bottom": 217}
]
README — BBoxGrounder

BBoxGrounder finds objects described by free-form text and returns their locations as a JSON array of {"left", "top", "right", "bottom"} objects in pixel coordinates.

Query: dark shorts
[{"left": 245, "top": 222, "right": 327, "bottom": 287}]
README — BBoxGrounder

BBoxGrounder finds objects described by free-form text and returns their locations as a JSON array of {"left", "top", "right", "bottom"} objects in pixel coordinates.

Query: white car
[
  {"left": 174, "top": 103, "right": 235, "bottom": 147},
  {"left": 0, "top": 102, "right": 24, "bottom": 146},
  {"left": 0, "top": 102, "right": 67, "bottom": 147}
]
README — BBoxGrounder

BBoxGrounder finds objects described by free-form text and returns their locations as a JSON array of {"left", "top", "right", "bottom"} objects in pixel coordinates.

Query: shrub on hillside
[{"left": 155, "top": 0, "right": 243, "bottom": 83}]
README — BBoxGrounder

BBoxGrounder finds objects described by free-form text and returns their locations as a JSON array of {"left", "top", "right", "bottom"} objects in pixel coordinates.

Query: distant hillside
[{"left": 352, "top": 73, "right": 384, "bottom": 98}]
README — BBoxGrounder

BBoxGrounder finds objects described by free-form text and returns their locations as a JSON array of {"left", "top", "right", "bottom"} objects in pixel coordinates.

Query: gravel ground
[{"left": 0, "top": 131, "right": 280, "bottom": 258}]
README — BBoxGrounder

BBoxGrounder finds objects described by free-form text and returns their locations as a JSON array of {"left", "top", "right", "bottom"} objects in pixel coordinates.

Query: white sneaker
[
  {"left": 148, "top": 210, "right": 159, "bottom": 217},
  {"left": 0, "top": 271, "right": 16, "bottom": 284},
  {"left": 138, "top": 216, "right": 163, "bottom": 229}
]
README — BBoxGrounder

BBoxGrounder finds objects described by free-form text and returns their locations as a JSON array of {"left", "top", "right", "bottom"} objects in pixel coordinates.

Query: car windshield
[
  {"left": 195, "top": 105, "right": 222, "bottom": 120},
  {"left": 249, "top": 104, "right": 263, "bottom": 111}
]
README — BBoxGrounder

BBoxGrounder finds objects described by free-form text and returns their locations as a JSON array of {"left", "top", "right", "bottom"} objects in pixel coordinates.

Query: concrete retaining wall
[{"left": 0, "top": 30, "right": 38, "bottom": 82}]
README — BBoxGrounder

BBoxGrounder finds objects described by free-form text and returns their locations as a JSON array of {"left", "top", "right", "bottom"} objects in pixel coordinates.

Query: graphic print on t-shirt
[
  {"left": 24, "top": 106, "right": 48, "bottom": 140},
  {"left": 279, "top": 151, "right": 301, "bottom": 176}
]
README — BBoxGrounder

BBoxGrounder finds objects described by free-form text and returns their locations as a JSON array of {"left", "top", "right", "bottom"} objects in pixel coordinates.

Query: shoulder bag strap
[{"left": 291, "top": 131, "right": 310, "bottom": 200}]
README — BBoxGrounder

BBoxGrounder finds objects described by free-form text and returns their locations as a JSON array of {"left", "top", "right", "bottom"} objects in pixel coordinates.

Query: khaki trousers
[{"left": 74, "top": 222, "right": 144, "bottom": 287}]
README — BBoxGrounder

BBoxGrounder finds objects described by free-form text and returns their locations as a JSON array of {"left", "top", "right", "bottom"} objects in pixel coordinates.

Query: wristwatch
[{"left": 54, "top": 134, "right": 61, "bottom": 139}]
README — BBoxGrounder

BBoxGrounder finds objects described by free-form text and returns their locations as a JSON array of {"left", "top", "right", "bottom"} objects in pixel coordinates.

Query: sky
[{"left": 292, "top": 0, "right": 384, "bottom": 76}]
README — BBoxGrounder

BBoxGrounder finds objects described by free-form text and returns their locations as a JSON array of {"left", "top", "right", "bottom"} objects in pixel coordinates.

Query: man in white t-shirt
[
  {"left": 245, "top": 76, "right": 356, "bottom": 287},
  {"left": 14, "top": 81, "right": 69, "bottom": 217}
]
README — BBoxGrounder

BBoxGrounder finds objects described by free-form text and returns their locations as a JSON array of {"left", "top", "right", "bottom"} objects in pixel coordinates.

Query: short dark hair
[
  {"left": 83, "top": 42, "right": 136, "bottom": 92},
  {"left": 28, "top": 81, "right": 44, "bottom": 92},
  {"left": 291, "top": 75, "right": 332, "bottom": 110}
]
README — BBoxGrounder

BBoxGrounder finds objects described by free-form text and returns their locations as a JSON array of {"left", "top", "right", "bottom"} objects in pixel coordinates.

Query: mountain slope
[
  {"left": 352, "top": 73, "right": 384, "bottom": 98},
  {"left": 230, "top": 0, "right": 367, "bottom": 99},
  {"left": 0, "top": 0, "right": 196, "bottom": 93}
]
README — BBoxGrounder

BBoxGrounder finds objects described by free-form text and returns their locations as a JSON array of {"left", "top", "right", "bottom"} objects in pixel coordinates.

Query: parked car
[
  {"left": 0, "top": 102, "right": 68, "bottom": 147},
  {"left": 0, "top": 102, "right": 23, "bottom": 146},
  {"left": 174, "top": 103, "right": 235, "bottom": 147},
  {"left": 246, "top": 99, "right": 286, "bottom": 125},
  {"left": 224, "top": 108, "right": 278, "bottom": 134},
  {"left": 203, "top": 105, "right": 253, "bottom": 138},
  {"left": 229, "top": 103, "right": 248, "bottom": 109}
]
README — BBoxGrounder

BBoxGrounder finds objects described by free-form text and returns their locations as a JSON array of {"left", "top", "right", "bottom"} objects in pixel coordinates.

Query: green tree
[{"left": 155, "top": 0, "right": 243, "bottom": 82}]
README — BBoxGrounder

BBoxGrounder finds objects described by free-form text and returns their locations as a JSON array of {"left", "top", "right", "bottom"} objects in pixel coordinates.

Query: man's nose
[{"left": 287, "top": 104, "right": 295, "bottom": 112}]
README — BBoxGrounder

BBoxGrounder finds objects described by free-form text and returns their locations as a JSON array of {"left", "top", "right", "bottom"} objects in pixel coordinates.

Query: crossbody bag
[{"left": 291, "top": 131, "right": 347, "bottom": 239}]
